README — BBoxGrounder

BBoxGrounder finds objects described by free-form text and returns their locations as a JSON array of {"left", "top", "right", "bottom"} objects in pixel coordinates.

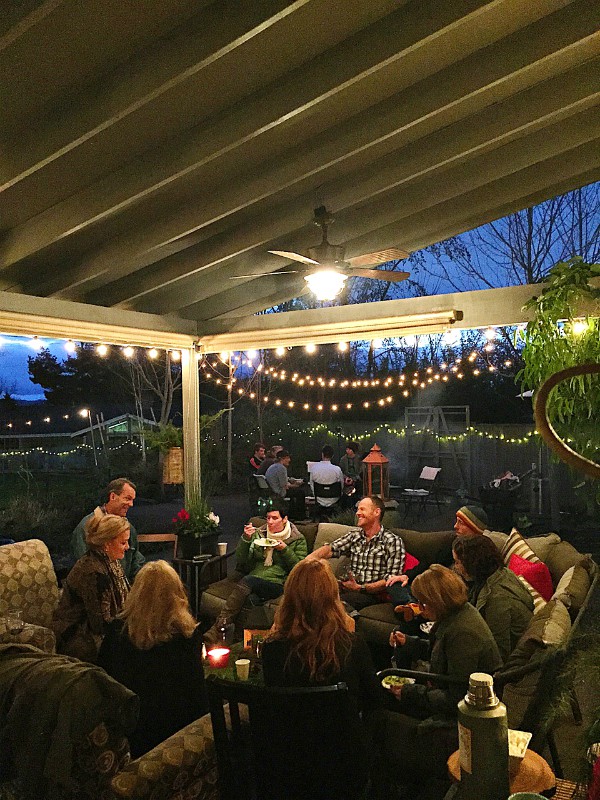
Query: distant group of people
[
  {"left": 48, "top": 470, "right": 536, "bottom": 789},
  {"left": 248, "top": 439, "right": 364, "bottom": 520}
]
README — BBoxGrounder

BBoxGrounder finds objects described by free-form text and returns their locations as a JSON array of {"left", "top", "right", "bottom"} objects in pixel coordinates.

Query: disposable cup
[
  {"left": 235, "top": 658, "right": 250, "bottom": 681},
  {"left": 217, "top": 542, "right": 227, "bottom": 556}
]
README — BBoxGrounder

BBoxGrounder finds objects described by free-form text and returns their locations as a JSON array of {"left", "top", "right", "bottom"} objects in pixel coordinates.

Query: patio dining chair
[
  {"left": 206, "top": 675, "right": 368, "bottom": 800},
  {"left": 310, "top": 480, "right": 343, "bottom": 520},
  {"left": 398, "top": 466, "right": 442, "bottom": 521}
]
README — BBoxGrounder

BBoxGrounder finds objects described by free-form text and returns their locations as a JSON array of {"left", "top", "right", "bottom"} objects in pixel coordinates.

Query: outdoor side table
[
  {"left": 173, "top": 553, "right": 229, "bottom": 618},
  {"left": 447, "top": 748, "right": 555, "bottom": 796}
]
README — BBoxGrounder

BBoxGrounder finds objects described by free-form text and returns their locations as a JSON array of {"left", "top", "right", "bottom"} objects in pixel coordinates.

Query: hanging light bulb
[
  {"left": 219, "top": 351, "right": 229, "bottom": 362},
  {"left": 96, "top": 344, "right": 109, "bottom": 357},
  {"left": 170, "top": 350, "right": 181, "bottom": 361},
  {"left": 484, "top": 327, "right": 497, "bottom": 340},
  {"left": 372, "top": 339, "right": 383, "bottom": 349},
  {"left": 337, "top": 341, "right": 348, "bottom": 352},
  {"left": 122, "top": 346, "right": 135, "bottom": 358},
  {"left": 148, "top": 348, "right": 159, "bottom": 359},
  {"left": 571, "top": 318, "right": 588, "bottom": 336},
  {"left": 275, "top": 346, "right": 286, "bottom": 357},
  {"left": 304, "top": 270, "right": 347, "bottom": 301},
  {"left": 305, "top": 343, "right": 317, "bottom": 354},
  {"left": 29, "top": 336, "right": 43, "bottom": 351},
  {"left": 64, "top": 340, "right": 76, "bottom": 353}
]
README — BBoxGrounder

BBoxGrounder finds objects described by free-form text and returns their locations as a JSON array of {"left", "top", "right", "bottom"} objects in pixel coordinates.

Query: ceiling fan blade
[
  {"left": 229, "top": 271, "right": 299, "bottom": 279},
  {"left": 347, "top": 248, "right": 409, "bottom": 267},
  {"left": 347, "top": 268, "right": 410, "bottom": 282},
  {"left": 268, "top": 250, "right": 320, "bottom": 266}
]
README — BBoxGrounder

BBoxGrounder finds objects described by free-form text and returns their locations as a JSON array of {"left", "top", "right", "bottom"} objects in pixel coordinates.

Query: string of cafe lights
[
  {"left": 0, "top": 440, "right": 144, "bottom": 458},
  {"left": 233, "top": 423, "right": 545, "bottom": 447},
  {"left": 201, "top": 343, "right": 516, "bottom": 411}
]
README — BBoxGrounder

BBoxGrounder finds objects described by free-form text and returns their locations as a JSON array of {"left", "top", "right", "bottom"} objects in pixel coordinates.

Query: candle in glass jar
[{"left": 207, "top": 647, "right": 230, "bottom": 668}]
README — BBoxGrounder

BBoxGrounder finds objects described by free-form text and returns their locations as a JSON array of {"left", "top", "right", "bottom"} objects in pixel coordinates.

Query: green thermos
[{"left": 457, "top": 672, "right": 510, "bottom": 800}]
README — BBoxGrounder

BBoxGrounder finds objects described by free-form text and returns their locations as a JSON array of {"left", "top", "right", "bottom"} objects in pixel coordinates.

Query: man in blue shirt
[{"left": 71, "top": 477, "right": 144, "bottom": 581}]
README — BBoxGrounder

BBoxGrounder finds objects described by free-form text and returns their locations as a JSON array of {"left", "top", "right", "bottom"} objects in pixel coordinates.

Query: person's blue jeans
[
  {"left": 241, "top": 575, "right": 284, "bottom": 606},
  {"left": 386, "top": 582, "right": 412, "bottom": 606}
]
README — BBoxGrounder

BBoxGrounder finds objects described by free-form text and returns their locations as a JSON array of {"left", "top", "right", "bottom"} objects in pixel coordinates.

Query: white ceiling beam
[
  {"left": 197, "top": 281, "right": 600, "bottom": 352},
  {"left": 0, "top": 290, "right": 198, "bottom": 349}
]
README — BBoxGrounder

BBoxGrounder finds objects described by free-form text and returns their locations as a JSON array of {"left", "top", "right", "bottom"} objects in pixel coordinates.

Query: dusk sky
[{"left": 0, "top": 337, "right": 68, "bottom": 400}]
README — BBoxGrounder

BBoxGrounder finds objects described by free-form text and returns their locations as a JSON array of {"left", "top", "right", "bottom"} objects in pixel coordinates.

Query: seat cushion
[
  {"left": 503, "top": 598, "right": 571, "bottom": 671},
  {"left": 544, "top": 540, "right": 587, "bottom": 586},
  {"left": 552, "top": 562, "right": 592, "bottom": 618},
  {"left": 0, "top": 539, "right": 59, "bottom": 628},
  {"left": 391, "top": 528, "right": 455, "bottom": 566},
  {"left": 355, "top": 603, "right": 398, "bottom": 646},
  {"left": 313, "top": 523, "right": 356, "bottom": 550}
]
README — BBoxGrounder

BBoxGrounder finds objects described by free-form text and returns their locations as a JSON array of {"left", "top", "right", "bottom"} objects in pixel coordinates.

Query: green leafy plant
[
  {"left": 517, "top": 257, "right": 600, "bottom": 464},
  {"left": 145, "top": 422, "right": 183, "bottom": 453}
]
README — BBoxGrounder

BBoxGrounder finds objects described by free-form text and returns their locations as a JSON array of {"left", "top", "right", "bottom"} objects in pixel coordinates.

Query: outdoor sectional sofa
[
  {"left": 0, "top": 539, "right": 219, "bottom": 800},
  {"left": 200, "top": 519, "right": 598, "bottom": 735}
]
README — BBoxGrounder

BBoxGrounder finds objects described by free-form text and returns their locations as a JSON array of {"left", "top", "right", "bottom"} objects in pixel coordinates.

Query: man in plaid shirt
[{"left": 310, "top": 495, "right": 410, "bottom": 610}]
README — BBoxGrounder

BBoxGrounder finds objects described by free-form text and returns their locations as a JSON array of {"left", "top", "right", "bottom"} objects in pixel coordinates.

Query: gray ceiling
[{"left": 1, "top": 0, "right": 599, "bottom": 331}]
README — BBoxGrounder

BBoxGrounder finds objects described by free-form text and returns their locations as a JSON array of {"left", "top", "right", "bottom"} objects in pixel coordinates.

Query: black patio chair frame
[{"left": 206, "top": 674, "right": 367, "bottom": 800}]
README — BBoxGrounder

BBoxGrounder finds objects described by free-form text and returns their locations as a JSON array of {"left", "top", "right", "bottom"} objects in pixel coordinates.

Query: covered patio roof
[{"left": 1, "top": 1, "right": 598, "bottom": 498}]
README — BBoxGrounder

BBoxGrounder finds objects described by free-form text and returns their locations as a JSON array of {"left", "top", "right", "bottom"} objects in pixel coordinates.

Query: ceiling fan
[{"left": 232, "top": 206, "right": 410, "bottom": 300}]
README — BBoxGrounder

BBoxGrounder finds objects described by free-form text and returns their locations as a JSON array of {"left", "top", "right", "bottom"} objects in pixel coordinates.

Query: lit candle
[{"left": 206, "top": 647, "right": 230, "bottom": 668}]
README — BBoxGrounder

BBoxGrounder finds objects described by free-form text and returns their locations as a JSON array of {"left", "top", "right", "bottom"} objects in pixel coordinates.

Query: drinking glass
[{"left": 7, "top": 610, "right": 24, "bottom": 634}]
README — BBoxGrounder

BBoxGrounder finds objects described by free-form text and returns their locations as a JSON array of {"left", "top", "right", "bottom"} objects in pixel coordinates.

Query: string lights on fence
[{"left": 232, "top": 422, "right": 544, "bottom": 447}]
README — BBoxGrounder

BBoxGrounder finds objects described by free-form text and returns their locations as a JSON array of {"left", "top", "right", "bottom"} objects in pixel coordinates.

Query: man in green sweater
[
  {"left": 204, "top": 499, "right": 307, "bottom": 643},
  {"left": 71, "top": 477, "right": 145, "bottom": 581}
]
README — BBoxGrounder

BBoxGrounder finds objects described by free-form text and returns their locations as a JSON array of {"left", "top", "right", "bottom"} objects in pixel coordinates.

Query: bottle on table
[{"left": 457, "top": 672, "right": 510, "bottom": 800}]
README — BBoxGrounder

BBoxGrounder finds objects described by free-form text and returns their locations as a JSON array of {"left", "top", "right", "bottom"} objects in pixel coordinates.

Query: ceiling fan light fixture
[{"left": 304, "top": 269, "right": 347, "bottom": 301}]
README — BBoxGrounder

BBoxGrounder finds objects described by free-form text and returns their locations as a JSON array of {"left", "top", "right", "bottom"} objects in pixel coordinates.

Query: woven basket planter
[{"left": 163, "top": 446, "right": 184, "bottom": 484}]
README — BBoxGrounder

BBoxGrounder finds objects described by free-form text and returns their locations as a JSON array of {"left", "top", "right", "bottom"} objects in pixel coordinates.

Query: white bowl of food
[{"left": 381, "top": 675, "right": 416, "bottom": 690}]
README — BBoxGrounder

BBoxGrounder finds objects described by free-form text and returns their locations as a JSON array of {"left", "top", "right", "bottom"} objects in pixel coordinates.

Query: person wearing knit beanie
[{"left": 454, "top": 505, "right": 488, "bottom": 536}]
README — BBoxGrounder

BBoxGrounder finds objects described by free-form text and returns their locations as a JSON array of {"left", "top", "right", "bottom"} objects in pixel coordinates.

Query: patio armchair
[{"left": 0, "top": 540, "right": 220, "bottom": 800}]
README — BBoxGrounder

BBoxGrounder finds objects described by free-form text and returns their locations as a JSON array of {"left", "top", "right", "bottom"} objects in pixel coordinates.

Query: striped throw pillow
[
  {"left": 501, "top": 528, "right": 540, "bottom": 565},
  {"left": 516, "top": 574, "right": 547, "bottom": 614}
]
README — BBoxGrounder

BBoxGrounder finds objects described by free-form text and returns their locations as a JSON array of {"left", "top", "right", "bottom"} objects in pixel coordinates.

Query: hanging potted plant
[
  {"left": 172, "top": 497, "right": 220, "bottom": 558},
  {"left": 146, "top": 423, "right": 184, "bottom": 485},
  {"left": 517, "top": 256, "right": 600, "bottom": 506}
]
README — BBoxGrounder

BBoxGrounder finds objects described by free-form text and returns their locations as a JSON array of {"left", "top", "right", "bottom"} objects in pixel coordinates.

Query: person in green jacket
[
  {"left": 378, "top": 565, "right": 502, "bottom": 785},
  {"left": 452, "top": 533, "right": 534, "bottom": 664},
  {"left": 204, "top": 499, "right": 307, "bottom": 643},
  {"left": 71, "top": 477, "right": 145, "bottom": 582}
]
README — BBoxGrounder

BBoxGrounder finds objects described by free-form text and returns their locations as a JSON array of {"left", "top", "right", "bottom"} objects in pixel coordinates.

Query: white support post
[{"left": 181, "top": 345, "right": 201, "bottom": 507}]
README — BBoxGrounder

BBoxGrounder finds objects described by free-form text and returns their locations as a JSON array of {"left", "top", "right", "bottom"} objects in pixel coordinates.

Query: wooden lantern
[{"left": 361, "top": 444, "right": 390, "bottom": 500}]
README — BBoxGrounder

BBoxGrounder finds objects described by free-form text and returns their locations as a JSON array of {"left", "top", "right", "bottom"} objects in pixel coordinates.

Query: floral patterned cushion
[
  {"left": 110, "top": 713, "right": 219, "bottom": 800},
  {"left": 0, "top": 540, "right": 59, "bottom": 628},
  {"left": 0, "top": 621, "right": 56, "bottom": 653}
]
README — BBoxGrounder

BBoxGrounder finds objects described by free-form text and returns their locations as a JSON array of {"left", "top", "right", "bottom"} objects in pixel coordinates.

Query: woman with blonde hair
[
  {"left": 53, "top": 509, "right": 130, "bottom": 662},
  {"left": 98, "top": 560, "right": 207, "bottom": 757},
  {"left": 376, "top": 564, "right": 502, "bottom": 788},
  {"left": 262, "top": 559, "right": 379, "bottom": 711}
]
